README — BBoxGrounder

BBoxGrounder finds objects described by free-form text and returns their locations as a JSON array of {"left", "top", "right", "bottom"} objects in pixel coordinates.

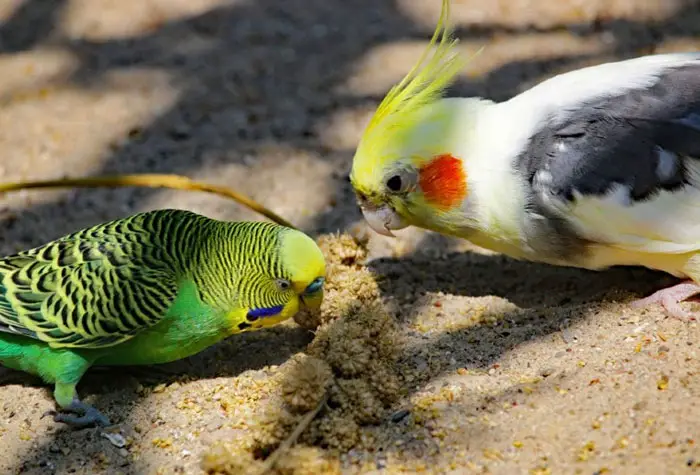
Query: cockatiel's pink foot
[{"left": 630, "top": 281, "right": 700, "bottom": 321}]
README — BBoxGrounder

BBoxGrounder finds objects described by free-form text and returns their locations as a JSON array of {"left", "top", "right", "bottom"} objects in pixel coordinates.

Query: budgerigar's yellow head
[
  {"left": 224, "top": 225, "right": 326, "bottom": 332},
  {"left": 278, "top": 228, "right": 326, "bottom": 314},
  {"left": 258, "top": 229, "right": 326, "bottom": 328},
  {"left": 349, "top": 0, "right": 476, "bottom": 236}
]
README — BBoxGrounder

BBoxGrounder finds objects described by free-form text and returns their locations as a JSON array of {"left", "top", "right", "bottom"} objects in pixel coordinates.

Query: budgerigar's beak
[
  {"left": 360, "top": 203, "right": 408, "bottom": 237},
  {"left": 299, "top": 291, "right": 323, "bottom": 311}
]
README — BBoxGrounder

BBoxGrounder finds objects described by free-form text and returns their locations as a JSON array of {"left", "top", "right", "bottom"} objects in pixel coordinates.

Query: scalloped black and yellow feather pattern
[{"left": 0, "top": 209, "right": 213, "bottom": 350}]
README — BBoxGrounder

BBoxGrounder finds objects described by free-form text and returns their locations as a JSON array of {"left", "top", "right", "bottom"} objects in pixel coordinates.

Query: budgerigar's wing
[
  {"left": 0, "top": 214, "right": 181, "bottom": 349},
  {"left": 520, "top": 57, "right": 700, "bottom": 254}
]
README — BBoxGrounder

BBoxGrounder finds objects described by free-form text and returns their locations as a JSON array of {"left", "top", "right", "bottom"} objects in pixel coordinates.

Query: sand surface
[{"left": 0, "top": 1, "right": 699, "bottom": 474}]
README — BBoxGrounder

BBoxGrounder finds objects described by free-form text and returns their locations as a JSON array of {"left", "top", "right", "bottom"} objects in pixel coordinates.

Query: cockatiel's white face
[{"left": 350, "top": 101, "right": 471, "bottom": 237}]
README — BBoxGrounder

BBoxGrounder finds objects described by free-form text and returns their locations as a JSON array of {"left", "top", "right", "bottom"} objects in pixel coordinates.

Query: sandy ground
[{"left": 0, "top": 0, "right": 700, "bottom": 473}]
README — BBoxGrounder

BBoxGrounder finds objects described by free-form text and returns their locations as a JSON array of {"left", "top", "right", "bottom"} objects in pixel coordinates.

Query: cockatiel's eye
[
  {"left": 386, "top": 175, "right": 403, "bottom": 191},
  {"left": 385, "top": 168, "right": 417, "bottom": 194}
]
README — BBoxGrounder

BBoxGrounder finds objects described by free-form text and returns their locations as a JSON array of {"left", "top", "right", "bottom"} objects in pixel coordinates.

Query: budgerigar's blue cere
[{"left": 304, "top": 277, "right": 325, "bottom": 295}]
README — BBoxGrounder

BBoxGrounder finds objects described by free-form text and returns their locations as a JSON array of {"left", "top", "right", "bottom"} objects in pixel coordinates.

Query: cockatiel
[
  {"left": 350, "top": 0, "right": 700, "bottom": 320},
  {"left": 0, "top": 209, "right": 325, "bottom": 427}
]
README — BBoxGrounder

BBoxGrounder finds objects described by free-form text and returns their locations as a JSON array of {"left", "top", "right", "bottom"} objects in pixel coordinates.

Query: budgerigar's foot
[
  {"left": 42, "top": 398, "right": 111, "bottom": 428},
  {"left": 630, "top": 281, "right": 700, "bottom": 321}
]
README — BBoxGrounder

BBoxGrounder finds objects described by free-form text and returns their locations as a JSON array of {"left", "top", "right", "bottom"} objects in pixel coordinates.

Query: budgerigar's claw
[
  {"left": 52, "top": 410, "right": 111, "bottom": 428},
  {"left": 46, "top": 400, "right": 111, "bottom": 428},
  {"left": 630, "top": 281, "right": 700, "bottom": 321}
]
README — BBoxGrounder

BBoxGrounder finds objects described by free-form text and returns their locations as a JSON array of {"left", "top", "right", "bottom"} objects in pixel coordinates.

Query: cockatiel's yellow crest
[
  {"left": 350, "top": 0, "right": 482, "bottom": 236},
  {"left": 355, "top": 0, "right": 463, "bottom": 162}
]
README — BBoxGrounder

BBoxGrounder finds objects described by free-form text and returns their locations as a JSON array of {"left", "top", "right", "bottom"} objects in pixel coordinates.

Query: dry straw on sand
[{"left": 0, "top": 174, "right": 295, "bottom": 229}]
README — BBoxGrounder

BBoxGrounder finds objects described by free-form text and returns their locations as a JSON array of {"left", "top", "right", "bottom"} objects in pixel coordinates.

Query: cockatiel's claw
[
  {"left": 43, "top": 399, "right": 111, "bottom": 428},
  {"left": 630, "top": 281, "right": 700, "bottom": 321}
]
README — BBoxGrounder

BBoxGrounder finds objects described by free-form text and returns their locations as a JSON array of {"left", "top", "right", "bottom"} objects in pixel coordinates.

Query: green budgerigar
[{"left": 0, "top": 209, "right": 326, "bottom": 428}]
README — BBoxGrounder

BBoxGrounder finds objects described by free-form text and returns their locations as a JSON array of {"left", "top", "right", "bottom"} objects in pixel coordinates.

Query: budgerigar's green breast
[{"left": 93, "top": 279, "right": 237, "bottom": 366}]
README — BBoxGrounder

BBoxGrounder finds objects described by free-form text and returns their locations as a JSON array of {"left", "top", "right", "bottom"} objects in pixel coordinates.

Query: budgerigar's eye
[
  {"left": 276, "top": 278, "right": 291, "bottom": 290},
  {"left": 386, "top": 175, "right": 402, "bottom": 192}
]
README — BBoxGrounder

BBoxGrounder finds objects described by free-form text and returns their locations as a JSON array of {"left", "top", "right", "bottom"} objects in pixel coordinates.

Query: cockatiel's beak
[{"left": 360, "top": 203, "right": 408, "bottom": 237}]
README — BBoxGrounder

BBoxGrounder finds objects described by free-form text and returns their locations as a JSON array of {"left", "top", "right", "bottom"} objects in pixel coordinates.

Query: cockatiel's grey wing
[{"left": 516, "top": 54, "right": 700, "bottom": 256}]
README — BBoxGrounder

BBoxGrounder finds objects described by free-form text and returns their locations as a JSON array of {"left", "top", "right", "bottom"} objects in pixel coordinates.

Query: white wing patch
[
  {"left": 605, "top": 182, "right": 633, "bottom": 207},
  {"left": 565, "top": 159, "right": 700, "bottom": 254},
  {"left": 655, "top": 147, "right": 680, "bottom": 182}
]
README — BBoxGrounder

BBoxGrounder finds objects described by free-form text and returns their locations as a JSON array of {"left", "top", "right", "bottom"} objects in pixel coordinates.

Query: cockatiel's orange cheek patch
[{"left": 418, "top": 154, "right": 467, "bottom": 209}]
